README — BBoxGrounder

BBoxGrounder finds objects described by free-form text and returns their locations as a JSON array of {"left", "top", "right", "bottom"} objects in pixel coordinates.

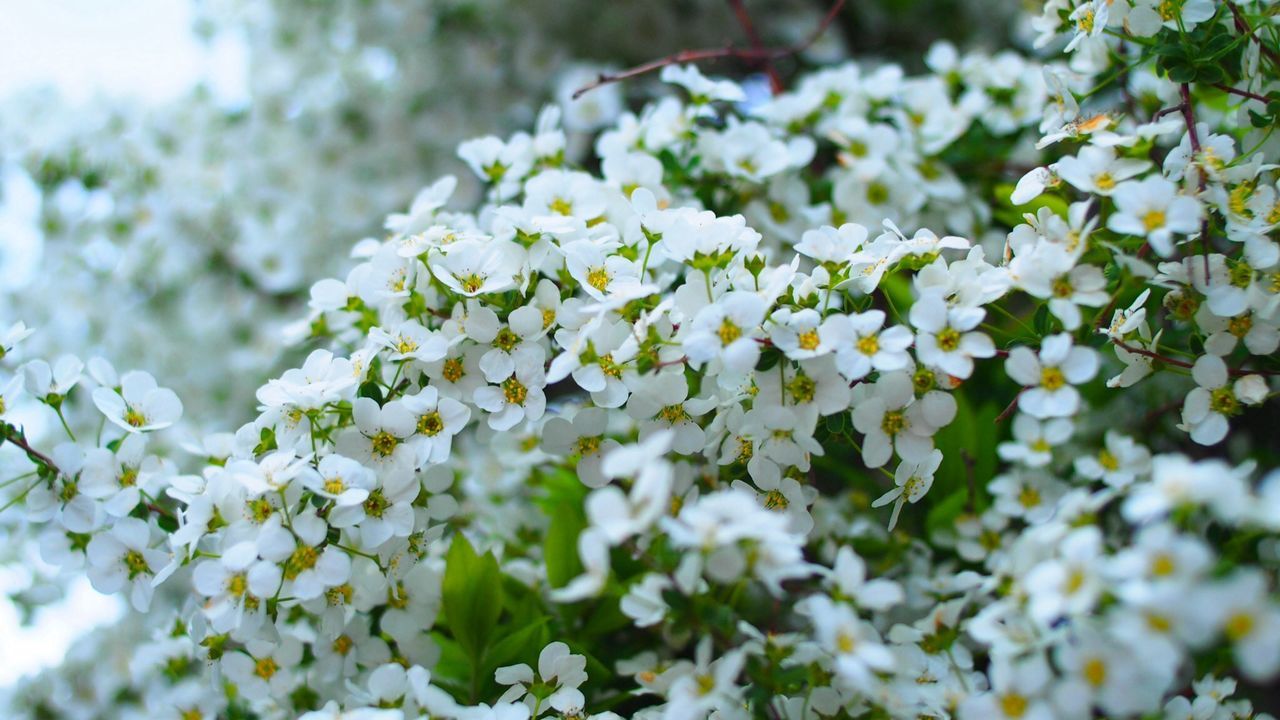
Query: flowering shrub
[{"left": 4, "top": 0, "right": 1280, "bottom": 718}]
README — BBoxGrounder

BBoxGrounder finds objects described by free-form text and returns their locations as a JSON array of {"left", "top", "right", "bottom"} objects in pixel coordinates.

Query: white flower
[
  {"left": 473, "top": 361, "right": 547, "bottom": 431},
  {"left": 871, "top": 449, "right": 942, "bottom": 531},
  {"left": 86, "top": 517, "right": 167, "bottom": 611},
  {"left": 829, "top": 310, "right": 914, "bottom": 381},
  {"left": 1106, "top": 176, "right": 1202, "bottom": 257},
  {"left": 1178, "top": 354, "right": 1264, "bottom": 445},
  {"left": 1005, "top": 333, "right": 1098, "bottom": 418},
  {"left": 92, "top": 370, "right": 183, "bottom": 433},
  {"left": 682, "top": 291, "right": 767, "bottom": 374},
  {"left": 496, "top": 641, "right": 587, "bottom": 716},
  {"left": 909, "top": 293, "right": 994, "bottom": 379}
]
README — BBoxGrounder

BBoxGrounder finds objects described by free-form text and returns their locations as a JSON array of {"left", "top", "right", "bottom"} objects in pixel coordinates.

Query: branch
[
  {"left": 0, "top": 423, "right": 57, "bottom": 472},
  {"left": 1226, "top": 2, "right": 1280, "bottom": 69},
  {"left": 728, "top": 0, "right": 783, "bottom": 94},
  {"left": 1213, "top": 82, "right": 1270, "bottom": 104},
  {"left": 1179, "top": 83, "right": 1211, "bottom": 285},
  {"left": 573, "top": 0, "right": 847, "bottom": 99},
  {"left": 1112, "top": 339, "right": 1280, "bottom": 378}
]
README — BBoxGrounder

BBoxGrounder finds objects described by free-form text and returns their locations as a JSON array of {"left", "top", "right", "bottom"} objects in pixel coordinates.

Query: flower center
[
  {"left": 573, "top": 435, "right": 602, "bottom": 457},
  {"left": 324, "top": 477, "right": 346, "bottom": 495},
  {"left": 124, "top": 407, "right": 148, "bottom": 428},
  {"left": 936, "top": 327, "right": 961, "bottom": 352},
  {"left": 787, "top": 373, "right": 816, "bottom": 404},
  {"left": 1093, "top": 172, "right": 1114, "bottom": 191},
  {"left": 284, "top": 545, "right": 319, "bottom": 579},
  {"left": 1000, "top": 693, "right": 1028, "bottom": 718},
  {"left": 124, "top": 550, "right": 150, "bottom": 579},
  {"left": 1141, "top": 209, "right": 1166, "bottom": 232},
  {"left": 495, "top": 376, "right": 525, "bottom": 405},
  {"left": 1209, "top": 386, "right": 1240, "bottom": 416},
  {"left": 253, "top": 657, "right": 279, "bottom": 680},
  {"left": 363, "top": 489, "right": 390, "bottom": 519},
  {"left": 586, "top": 267, "right": 611, "bottom": 293},
  {"left": 442, "top": 357, "right": 466, "bottom": 383},
  {"left": 658, "top": 404, "right": 689, "bottom": 424},
  {"left": 460, "top": 273, "right": 485, "bottom": 294},
  {"left": 418, "top": 410, "right": 444, "bottom": 436},
  {"left": 881, "top": 410, "right": 907, "bottom": 436},
  {"left": 797, "top": 329, "right": 821, "bottom": 351},
  {"left": 371, "top": 431, "right": 399, "bottom": 457},
  {"left": 1040, "top": 367, "right": 1066, "bottom": 391},
  {"left": 856, "top": 334, "right": 880, "bottom": 356},
  {"left": 718, "top": 318, "right": 742, "bottom": 346}
]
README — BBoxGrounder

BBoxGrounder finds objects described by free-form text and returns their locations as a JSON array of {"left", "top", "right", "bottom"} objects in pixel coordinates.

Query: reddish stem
[{"left": 573, "top": 0, "right": 847, "bottom": 99}]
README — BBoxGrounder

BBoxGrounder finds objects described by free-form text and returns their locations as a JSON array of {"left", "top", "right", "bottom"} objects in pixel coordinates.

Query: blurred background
[{"left": 0, "top": 0, "right": 1026, "bottom": 702}]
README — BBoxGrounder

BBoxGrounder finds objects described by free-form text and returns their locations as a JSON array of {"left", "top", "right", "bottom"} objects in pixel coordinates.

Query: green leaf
[
  {"left": 441, "top": 534, "right": 504, "bottom": 665},
  {"left": 482, "top": 617, "right": 549, "bottom": 676},
  {"left": 544, "top": 506, "right": 586, "bottom": 589}
]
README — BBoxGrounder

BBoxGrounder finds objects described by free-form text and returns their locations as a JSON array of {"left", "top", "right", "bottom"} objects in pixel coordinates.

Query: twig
[
  {"left": 573, "top": 0, "right": 847, "bottom": 99},
  {"left": 995, "top": 391, "right": 1022, "bottom": 423},
  {"left": 1227, "top": 2, "right": 1280, "bottom": 69},
  {"left": 728, "top": 0, "right": 783, "bottom": 94},
  {"left": 1213, "top": 83, "right": 1269, "bottom": 104},
  {"left": 1152, "top": 103, "right": 1186, "bottom": 121},
  {"left": 1112, "top": 338, "right": 1280, "bottom": 377},
  {"left": 1179, "top": 83, "right": 1211, "bottom": 285},
  {"left": 0, "top": 423, "right": 57, "bottom": 471}
]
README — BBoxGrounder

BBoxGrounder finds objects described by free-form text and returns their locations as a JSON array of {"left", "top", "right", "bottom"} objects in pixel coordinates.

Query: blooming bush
[{"left": 4, "top": 0, "right": 1280, "bottom": 718}]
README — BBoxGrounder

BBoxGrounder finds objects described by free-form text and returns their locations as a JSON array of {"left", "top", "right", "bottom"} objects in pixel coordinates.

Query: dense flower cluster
[{"left": 4, "top": 0, "right": 1280, "bottom": 718}]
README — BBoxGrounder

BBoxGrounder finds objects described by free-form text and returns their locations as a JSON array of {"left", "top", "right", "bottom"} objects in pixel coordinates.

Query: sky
[
  {"left": 0, "top": 0, "right": 247, "bottom": 105},
  {"left": 0, "top": 0, "right": 245, "bottom": 687}
]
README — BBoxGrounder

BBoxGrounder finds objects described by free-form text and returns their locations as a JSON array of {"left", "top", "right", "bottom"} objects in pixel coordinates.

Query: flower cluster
[{"left": 4, "top": 1, "right": 1280, "bottom": 718}]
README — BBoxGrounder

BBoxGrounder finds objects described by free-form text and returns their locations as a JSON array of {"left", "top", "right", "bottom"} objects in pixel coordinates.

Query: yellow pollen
[
  {"left": 1225, "top": 612, "right": 1255, "bottom": 641},
  {"left": 501, "top": 377, "right": 528, "bottom": 405},
  {"left": 1018, "top": 485, "right": 1041, "bottom": 509},
  {"left": 541, "top": 308, "right": 556, "bottom": 328},
  {"left": 123, "top": 407, "right": 147, "bottom": 428},
  {"left": 797, "top": 329, "right": 821, "bottom": 351},
  {"left": 573, "top": 435, "right": 602, "bottom": 456},
  {"left": 1098, "top": 449, "right": 1119, "bottom": 471},
  {"left": 1141, "top": 210, "right": 1166, "bottom": 232},
  {"left": 124, "top": 549, "right": 150, "bottom": 579},
  {"left": 371, "top": 431, "right": 399, "bottom": 457},
  {"left": 323, "top": 478, "right": 346, "bottom": 495},
  {"left": 856, "top": 334, "right": 880, "bottom": 356},
  {"left": 764, "top": 489, "right": 789, "bottom": 509},
  {"left": 1000, "top": 692, "right": 1029, "bottom": 718},
  {"left": 253, "top": 657, "right": 278, "bottom": 680},
  {"left": 395, "top": 337, "right": 418, "bottom": 355},
  {"left": 657, "top": 404, "right": 689, "bottom": 424},
  {"left": 1040, "top": 367, "right": 1066, "bottom": 391},
  {"left": 586, "top": 267, "right": 610, "bottom": 293},
  {"left": 836, "top": 631, "right": 856, "bottom": 654},
  {"left": 284, "top": 545, "right": 319, "bottom": 580},
  {"left": 460, "top": 273, "right": 485, "bottom": 294},
  {"left": 718, "top": 318, "right": 743, "bottom": 346},
  {"left": 333, "top": 635, "right": 354, "bottom": 655},
  {"left": 1150, "top": 553, "right": 1176, "bottom": 577},
  {"left": 549, "top": 197, "right": 573, "bottom": 215},
  {"left": 1227, "top": 314, "right": 1252, "bottom": 338},
  {"left": 1094, "top": 172, "right": 1115, "bottom": 191},
  {"left": 880, "top": 410, "right": 907, "bottom": 436},
  {"left": 417, "top": 411, "right": 444, "bottom": 436},
  {"left": 226, "top": 573, "right": 248, "bottom": 597},
  {"left": 1083, "top": 658, "right": 1106, "bottom": 687},
  {"left": 442, "top": 357, "right": 465, "bottom": 384},
  {"left": 936, "top": 327, "right": 961, "bottom": 352}
]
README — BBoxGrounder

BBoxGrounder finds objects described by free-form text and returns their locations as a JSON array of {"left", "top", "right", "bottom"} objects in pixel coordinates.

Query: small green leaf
[
  {"left": 442, "top": 534, "right": 504, "bottom": 664},
  {"left": 544, "top": 506, "right": 586, "bottom": 589}
]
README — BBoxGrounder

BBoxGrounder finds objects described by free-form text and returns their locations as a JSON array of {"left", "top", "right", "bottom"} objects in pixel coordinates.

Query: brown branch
[
  {"left": 1227, "top": 2, "right": 1280, "bottom": 69},
  {"left": 0, "top": 424, "right": 57, "bottom": 472},
  {"left": 1213, "top": 83, "right": 1270, "bottom": 104},
  {"left": 1179, "top": 83, "right": 1211, "bottom": 285},
  {"left": 573, "top": 0, "right": 847, "bottom": 99},
  {"left": 728, "top": 0, "right": 783, "bottom": 95},
  {"left": 1112, "top": 338, "right": 1280, "bottom": 378}
]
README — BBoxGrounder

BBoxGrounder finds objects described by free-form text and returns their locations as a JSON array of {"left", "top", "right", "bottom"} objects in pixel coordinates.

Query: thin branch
[
  {"left": 1112, "top": 338, "right": 1280, "bottom": 377},
  {"left": 728, "top": 0, "right": 783, "bottom": 94},
  {"left": 573, "top": 0, "right": 847, "bottom": 99},
  {"left": 0, "top": 424, "right": 57, "bottom": 471},
  {"left": 1226, "top": 1, "right": 1280, "bottom": 69},
  {"left": 1179, "top": 83, "right": 1211, "bottom": 285},
  {"left": 1213, "top": 82, "right": 1269, "bottom": 104}
]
